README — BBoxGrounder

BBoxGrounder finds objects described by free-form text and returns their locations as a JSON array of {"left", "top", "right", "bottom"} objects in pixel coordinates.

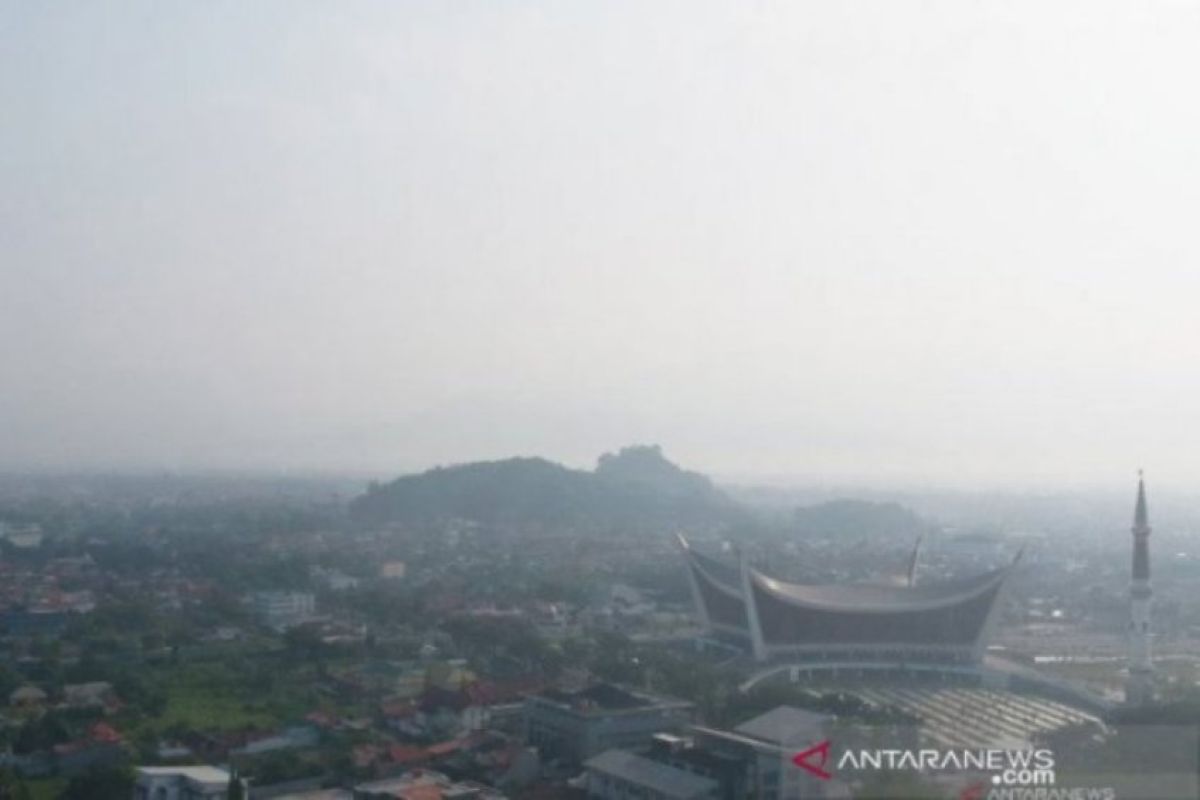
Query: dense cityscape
[
  {"left": 8, "top": 2, "right": 1200, "bottom": 798},
  {"left": 0, "top": 446, "right": 1196, "bottom": 798}
]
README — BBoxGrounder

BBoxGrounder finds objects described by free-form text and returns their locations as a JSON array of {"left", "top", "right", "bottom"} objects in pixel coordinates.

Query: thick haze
[{"left": 3, "top": 2, "right": 1200, "bottom": 488}]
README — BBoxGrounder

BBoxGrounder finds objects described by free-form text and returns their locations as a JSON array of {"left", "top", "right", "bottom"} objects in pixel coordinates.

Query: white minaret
[{"left": 1126, "top": 471, "right": 1154, "bottom": 705}]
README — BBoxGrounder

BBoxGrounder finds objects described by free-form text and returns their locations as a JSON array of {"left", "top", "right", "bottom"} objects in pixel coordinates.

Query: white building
[
  {"left": 1, "top": 522, "right": 44, "bottom": 549},
  {"left": 249, "top": 591, "right": 316, "bottom": 631},
  {"left": 133, "top": 766, "right": 239, "bottom": 800},
  {"left": 380, "top": 561, "right": 407, "bottom": 580}
]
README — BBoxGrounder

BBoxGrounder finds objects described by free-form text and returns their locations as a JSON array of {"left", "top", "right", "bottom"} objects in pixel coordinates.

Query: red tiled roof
[
  {"left": 388, "top": 744, "right": 428, "bottom": 765},
  {"left": 425, "top": 739, "right": 464, "bottom": 757},
  {"left": 90, "top": 722, "right": 123, "bottom": 743},
  {"left": 400, "top": 786, "right": 444, "bottom": 800}
]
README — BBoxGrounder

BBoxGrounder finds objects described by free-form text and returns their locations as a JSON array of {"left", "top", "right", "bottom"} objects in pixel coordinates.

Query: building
[
  {"left": 672, "top": 708, "right": 829, "bottom": 800},
  {"left": 133, "top": 766, "right": 240, "bottom": 800},
  {"left": 632, "top": 730, "right": 779, "bottom": 800},
  {"left": 1126, "top": 473, "right": 1155, "bottom": 706},
  {"left": 0, "top": 523, "right": 44, "bottom": 549},
  {"left": 249, "top": 591, "right": 317, "bottom": 631},
  {"left": 9, "top": 685, "right": 48, "bottom": 710},
  {"left": 582, "top": 707, "right": 831, "bottom": 800},
  {"left": 584, "top": 749, "right": 719, "bottom": 800},
  {"left": 62, "top": 681, "right": 116, "bottom": 710},
  {"left": 231, "top": 724, "right": 320, "bottom": 757},
  {"left": 524, "top": 683, "right": 695, "bottom": 765},
  {"left": 678, "top": 534, "right": 1016, "bottom": 665},
  {"left": 380, "top": 561, "right": 407, "bottom": 580}
]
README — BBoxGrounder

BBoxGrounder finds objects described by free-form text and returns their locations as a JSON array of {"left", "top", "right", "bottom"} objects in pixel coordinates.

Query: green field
[
  {"left": 156, "top": 685, "right": 280, "bottom": 731},
  {"left": 23, "top": 777, "right": 66, "bottom": 800},
  {"left": 124, "top": 657, "right": 321, "bottom": 738}
]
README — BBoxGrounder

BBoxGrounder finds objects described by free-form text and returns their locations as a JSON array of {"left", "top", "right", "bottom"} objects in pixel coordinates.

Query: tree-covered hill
[{"left": 349, "top": 445, "right": 741, "bottom": 529}]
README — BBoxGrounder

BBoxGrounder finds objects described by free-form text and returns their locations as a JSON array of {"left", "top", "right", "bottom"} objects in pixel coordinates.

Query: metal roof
[
  {"left": 586, "top": 750, "right": 718, "bottom": 799},
  {"left": 749, "top": 564, "right": 1010, "bottom": 613},
  {"left": 733, "top": 705, "right": 829, "bottom": 745}
]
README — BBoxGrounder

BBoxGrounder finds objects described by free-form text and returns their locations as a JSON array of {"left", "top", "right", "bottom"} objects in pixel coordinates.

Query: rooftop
[
  {"left": 586, "top": 749, "right": 718, "bottom": 800},
  {"left": 136, "top": 765, "right": 231, "bottom": 785},
  {"left": 534, "top": 682, "right": 690, "bottom": 714},
  {"left": 750, "top": 565, "right": 1010, "bottom": 612},
  {"left": 682, "top": 535, "right": 1014, "bottom": 613},
  {"left": 354, "top": 770, "right": 503, "bottom": 799},
  {"left": 733, "top": 706, "right": 829, "bottom": 745}
]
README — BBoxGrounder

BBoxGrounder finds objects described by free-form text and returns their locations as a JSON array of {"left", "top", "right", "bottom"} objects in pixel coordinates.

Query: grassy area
[
  {"left": 156, "top": 685, "right": 280, "bottom": 731},
  {"left": 124, "top": 656, "right": 329, "bottom": 739},
  {"left": 23, "top": 777, "right": 66, "bottom": 800}
]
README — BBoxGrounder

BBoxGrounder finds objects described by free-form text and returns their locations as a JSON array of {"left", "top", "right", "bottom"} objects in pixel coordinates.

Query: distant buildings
[
  {"left": 0, "top": 522, "right": 44, "bottom": 549},
  {"left": 249, "top": 591, "right": 317, "bottom": 631},
  {"left": 524, "top": 683, "right": 695, "bottom": 765},
  {"left": 311, "top": 566, "right": 361, "bottom": 592},
  {"left": 8, "top": 685, "right": 47, "bottom": 710},
  {"left": 380, "top": 561, "right": 407, "bottom": 580},
  {"left": 231, "top": 725, "right": 320, "bottom": 757},
  {"left": 61, "top": 681, "right": 117, "bottom": 711}
]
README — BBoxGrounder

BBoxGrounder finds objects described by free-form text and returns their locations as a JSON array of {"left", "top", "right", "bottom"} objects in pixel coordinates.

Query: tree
[
  {"left": 283, "top": 624, "right": 328, "bottom": 664},
  {"left": 0, "top": 769, "right": 32, "bottom": 800},
  {"left": 13, "top": 713, "right": 69, "bottom": 755},
  {"left": 58, "top": 764, "right": 134, "bottom": 800},
  {"left": 0, "top": 665, "right": 21, "bottom": 701}
]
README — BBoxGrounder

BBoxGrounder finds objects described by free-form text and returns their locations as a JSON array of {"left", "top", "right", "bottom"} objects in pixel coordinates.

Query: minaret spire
[
  {"left": 1132, "top": 470, "right": 1151, "bottom": 583},
  {"left": 1127, "top": 470, "right": 1154, "bottom": 705},
  {"left": 1134, "top": 469, "right": 1149, "bottom": 533}
]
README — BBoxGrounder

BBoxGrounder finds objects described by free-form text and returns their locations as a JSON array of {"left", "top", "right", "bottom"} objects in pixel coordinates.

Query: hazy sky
[{"left": 3, "top": 1, "right": 1200, "bottom": 487}]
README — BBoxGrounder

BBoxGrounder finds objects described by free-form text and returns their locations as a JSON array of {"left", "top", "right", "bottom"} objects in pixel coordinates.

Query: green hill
[{"left": 349, "top": 445, "right": 740, "bottom": 529}]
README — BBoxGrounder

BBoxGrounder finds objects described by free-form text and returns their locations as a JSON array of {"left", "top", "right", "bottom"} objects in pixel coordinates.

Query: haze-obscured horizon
[{"left": 4, "top": 2, "right": 1200, "bottom": 489}]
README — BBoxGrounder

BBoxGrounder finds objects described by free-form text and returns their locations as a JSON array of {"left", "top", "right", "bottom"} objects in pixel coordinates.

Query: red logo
[{"left": 792, "top": 740, "right": 833, "bottom": 780}]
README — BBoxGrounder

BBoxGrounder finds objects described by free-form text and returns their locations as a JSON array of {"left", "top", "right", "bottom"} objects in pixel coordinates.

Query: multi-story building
[
  {"left": 249, "top": 591, "right": 316, "bottom": 631},
  {"left": 524, "top": 683, "right": 695, "bottom": 765},
  {"left": 583, "top": 706, "right": 830, "bottom": 800}
]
